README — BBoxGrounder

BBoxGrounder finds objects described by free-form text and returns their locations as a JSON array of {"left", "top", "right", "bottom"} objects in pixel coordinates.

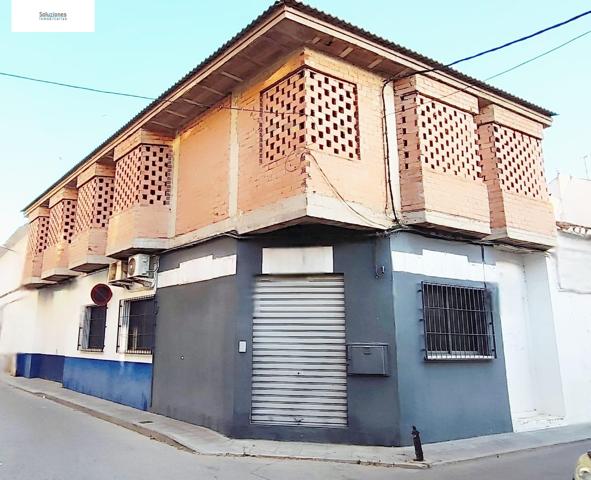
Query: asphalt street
[{"left": 0, "top": 382, "right": 586, "bottom": 479}]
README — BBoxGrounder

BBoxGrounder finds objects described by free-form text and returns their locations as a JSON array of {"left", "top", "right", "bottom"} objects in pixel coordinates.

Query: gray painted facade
[
  {"left": 151, "top": 237, "right": 239, "bottom": 435},
  {"left": 390, "top": 232, "right": 513, "bottom": 444},
  {"left": 151, "top": 227, "right": 513, "bottom": 446}
]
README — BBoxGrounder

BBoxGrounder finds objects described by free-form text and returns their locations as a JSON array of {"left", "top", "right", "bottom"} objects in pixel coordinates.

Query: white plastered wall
[
  {"left": 0, "top": 227, "right": 37, "bottom": 372},
  {"left": 390, "top": 232, "right": 566, "bottom": 430},
  {"left": 546, "top": 232, "right": 591, "bottom": 424},
  {"left": 0, "top": 230, "right": 154, "bottom": 365},
  {"left": 32, "top": 270, "right": 154, "bottom": 363}
]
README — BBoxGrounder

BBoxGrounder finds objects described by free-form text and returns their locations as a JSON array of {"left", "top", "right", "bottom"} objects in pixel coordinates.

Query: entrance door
[{"left": 251, "top": 275, "right": 347, "bottom": 427}]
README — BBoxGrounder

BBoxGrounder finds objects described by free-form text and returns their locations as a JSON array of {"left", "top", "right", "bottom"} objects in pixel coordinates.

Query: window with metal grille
[
  {"left": 78, "top": 305, "right": 107, "bottom": 352},
  {"left": 116, "top": 297, "right": 156, "bottom": 354},
  {"left": 421, "top": 282, "right": 496, "bottom": 360}
]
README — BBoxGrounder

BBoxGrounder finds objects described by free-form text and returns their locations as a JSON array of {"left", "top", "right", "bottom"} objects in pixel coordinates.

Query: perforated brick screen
[
  {"left": 27, "top": 216, "right": 49, "bottom": 255},
  {"left": 47, "top": 199, "right": 77, "bottom": 247},
  {"left": 399, "top": 94, "right": 481, "bottom": 181},
  {"left": 260, "top": 68, "right": 360, "bottom": 164},
  {"left": 74, "top": 176, "right": 115, "bottom": 233},
  {"left": 492, "top": 125, "right": 547, "bottom": 200},
  {"left": 113, "top": 144, "right": 172, "bottom": 213}
]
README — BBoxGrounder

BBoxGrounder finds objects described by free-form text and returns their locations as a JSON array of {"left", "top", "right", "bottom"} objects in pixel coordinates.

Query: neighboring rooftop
[{"left": 550, "top": 174, "right": 591, "bottom": 228}]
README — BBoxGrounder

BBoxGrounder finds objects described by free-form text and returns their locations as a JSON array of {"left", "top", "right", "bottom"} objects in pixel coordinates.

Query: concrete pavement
[
  {"left": 0, "top": 380, "right": 589, "bottom": 480},
  {"left": 2, "top": 374, "right": 590, "bottom": 470}
]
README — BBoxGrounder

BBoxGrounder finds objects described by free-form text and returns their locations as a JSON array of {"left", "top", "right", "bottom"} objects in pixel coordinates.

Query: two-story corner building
[{"left": 1, "top": 1, "right": 563, "bottom": 446}]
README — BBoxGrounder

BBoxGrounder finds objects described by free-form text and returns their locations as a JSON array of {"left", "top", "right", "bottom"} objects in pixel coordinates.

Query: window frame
[
  {"left": 421, "top": 282, "right": 497, "bottom": 361},
  {"left": 116, "top": 295, "right": 156, "bottom": 355},
  {"left": 78, "top": 305, "right": 107, "bottom": 353}
]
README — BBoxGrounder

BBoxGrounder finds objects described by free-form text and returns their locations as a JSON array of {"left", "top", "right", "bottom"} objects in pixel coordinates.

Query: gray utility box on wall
[{"left": 346, "top": 343, "right": 390, "bottom": 376}]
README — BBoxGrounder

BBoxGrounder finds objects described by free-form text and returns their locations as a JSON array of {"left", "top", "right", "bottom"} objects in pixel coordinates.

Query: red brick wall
[
  {"left": 477, "top": 105, "right": 555, "bottom": 242},
  {"left": 175, "top": 104, "right": 231, "bottom": 235},
  {"left": 395, "top": 75, "right": 490, "bottom": 232},
  {"left": 304, "top": 50, "right": 387, "bottom": 215},
  {"left": 22, "top": 209, "right": 50, "bottom": 280},
  {"left": 237, "top": 51, "right": 308, "bottom": 214}
]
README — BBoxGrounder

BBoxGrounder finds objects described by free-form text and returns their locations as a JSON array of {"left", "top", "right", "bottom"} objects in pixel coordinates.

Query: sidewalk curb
[
  {"left": 4, "top": 380, "right": 428, "bottom": 470},
  {"left": 7, "top": 378, "right": 589, "bottom": 470},
  {"left": 428, "top": 437, "right": 591, "bottom": 467}
]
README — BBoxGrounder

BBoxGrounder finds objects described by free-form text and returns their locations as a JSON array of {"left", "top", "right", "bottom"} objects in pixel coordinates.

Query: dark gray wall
[
  {"left": 151, "top": 227, "right": 513, "bottom": 447},
  {"left": 230, "top": 226, "right": 401, "bottom": 446},
  {"left": 151, "top": 226, "right": 401, "bottom": 446},
  {"left": 150, "top": 237, "right": 239, "bottom": 435},
  {"left": 391, "top": 232, "right": 513, "bottom": 445}
]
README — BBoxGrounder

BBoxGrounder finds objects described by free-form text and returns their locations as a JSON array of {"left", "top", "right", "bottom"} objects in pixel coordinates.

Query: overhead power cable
[
  {"left": 386, "top": 26, "right": 591, "bottom": 120},
  {"left": 483, "top": 28, "right": 591, "bottom": 82},
  {"left": 409, "top": 8, "right": 591, "bottom": 76},
  {"left": 0, "top": 71, "right": 301, "bottom": 117},
  {"left": 0, "top": 9, "right": 590, "bottom": 112}
]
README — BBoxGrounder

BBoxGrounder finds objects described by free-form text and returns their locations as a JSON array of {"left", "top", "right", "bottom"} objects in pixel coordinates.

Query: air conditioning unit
[
  {"left": 127, "top": 254, "right": 152, "bottom": 279},
  {"left": 107, "top": 260, "right": 130, "bottom": 286}
]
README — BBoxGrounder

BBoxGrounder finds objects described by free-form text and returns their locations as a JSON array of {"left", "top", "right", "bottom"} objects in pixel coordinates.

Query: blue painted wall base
[
  {"left": 16, "top": 353, "right": 64, "bottom": 383},
  {"left": 15, "top": 353, "right": 152, "bottom": 410},
  {"left": 63, "top": 357, "right": 152, "bottom": 410}
]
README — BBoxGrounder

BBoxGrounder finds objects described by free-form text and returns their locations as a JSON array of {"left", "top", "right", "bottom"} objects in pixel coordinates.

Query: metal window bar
[
  {"left": 77, "top": 307, "right": 90, "bottom": 351},
  {"left": 88, "top": 306, "right": 107, "bottom": 351},
  {"left": 78, "top": 306, "right": 106, "bottom": 352},
  {"left": 117, "top": 296, "right": 156, "bottom": 354},
  {"left": 421, "top": 282, "right": 496, "bottom": 361}
]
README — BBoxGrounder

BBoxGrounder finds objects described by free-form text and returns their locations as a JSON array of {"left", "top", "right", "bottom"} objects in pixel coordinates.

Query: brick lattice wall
[
  {"left": 398, "top": 93, "right": 482, "bottom": 182},
  {"left": 260, "top": 67, "right": 360, "bottom": 164},
  {"left": 113, "top": 144, "right": 172, "bottom": 213},
  {"left": 490, "top": 124, "right": 547, "bottom": 200},
  {"left": 47, "top": 200, "right": 77, "bottom": 247},
  {"left": 74, "top": 176, "right": 115, "bottom": 233},
  {"left": 478, "top": 120, "right": 554, "bottom": 241},
  {"left": 27, "top": 216, "right": 50, "bottom": 255}
]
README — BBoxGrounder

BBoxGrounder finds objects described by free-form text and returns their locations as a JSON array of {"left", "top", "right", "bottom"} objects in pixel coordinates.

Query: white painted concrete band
[
  {"left": 391, "top": 249, "right": 493, "bottom": 282},
  {"left": 158, "top": 254, "right": 237, "bottom": 288},
  {"left": 262, "top": 247, "right": 333, "bottom": 274}
]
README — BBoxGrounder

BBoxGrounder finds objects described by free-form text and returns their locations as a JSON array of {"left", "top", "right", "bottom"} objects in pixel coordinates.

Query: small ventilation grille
[
  {"left": 27, "top": 216, "right": 50, "bottom": 255},
  {"left": 260, "top": 68, "right": 360, "bottom": 164},
  {"left": 75, "top": 176, "right": 115, "bottom": 233},
  {"left": 47, "top": 199, "right": 77, "bottom": 247},
  {"left": 493, "top": 125, "right": 547, "bottom": 200},
  {"left": 113, "top": 145, "right": 172, "bottom": 213}
]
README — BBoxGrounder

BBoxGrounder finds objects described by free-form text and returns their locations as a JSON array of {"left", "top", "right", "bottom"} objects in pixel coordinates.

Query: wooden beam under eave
[
  {"left": 367, "top": 58, "right": 382, "bottom": 69},
  {"left": 339, "top": 46, "right": 354, "bottom": 58},
  {"left": 150, "top": 120, "right": 177, "bottom": 130},
  {"left": 236, "top": 53, "right": 266, "bottom": 68},
  {"left": 180, "top": 98, "right": 208, "bottom": 107},
  {"left": 220, "top": 71, "right": 243, "bottom": 82},
  {"left": 197, "top": 85, "right": 225, "bottom": 97},
  {"left": 165, "top": 110, "right": 189, "bottom": 119}
]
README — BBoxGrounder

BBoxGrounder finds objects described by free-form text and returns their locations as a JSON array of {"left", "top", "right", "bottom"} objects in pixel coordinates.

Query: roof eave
[{"left": 23, "top": 0, "right": 556, "bottom": 214}]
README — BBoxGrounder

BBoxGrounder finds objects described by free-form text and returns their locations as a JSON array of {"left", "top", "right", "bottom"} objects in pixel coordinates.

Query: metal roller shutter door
[{"left": 251, "top": 275, "right": 347, "bottom": 427}]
